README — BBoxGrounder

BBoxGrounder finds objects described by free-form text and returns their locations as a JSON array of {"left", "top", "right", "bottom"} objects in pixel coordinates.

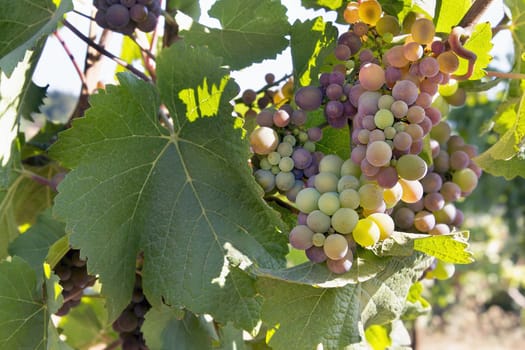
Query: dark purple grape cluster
[
  {"left": 93, "top": 0, "right": 161, "bottom": 35},
  {"left": 112, "top": 272, "right": 151, "bottom": 350},
  {"left": 53, "top": 249, "right": 96, "bottom": 316},
  {"left": 249, "top": 104, "right": 324, "bottom": 201}
]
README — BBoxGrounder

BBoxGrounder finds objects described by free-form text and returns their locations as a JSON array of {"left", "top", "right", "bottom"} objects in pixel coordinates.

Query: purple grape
[
  {"left": 307, "top": 127, "right": 323, "bottom": 142},
  {"left": 423, "top": 192, "right": 445, "bottom": 211},
  {"left": 326, "top": 83, "right": 344, "bottom": 100},
  {"left": 120, "top": 0, "right": 136, "bottom": 7},
  {"left": 291, "top": 110, "right": 307, "bottom": 126},
  {"left": 292, "top": 148, "right": 313, "bottom": 169},
  {"left": 440, "top": 181, "right": 461, "bottom": 202},
  {"left": 305, "top": 246, "right": 328, "bottom": 263},
  {"left": 136, "top": 12, "right": 157, "bottom": 32},
  {"left": 295, "top": 86, "right": 323, "bottom": 111},
  {"left": 335, "top": 44, "right": 352, "bottom": 61},
  {"left": 376, "top": 166, "right": 399, "bottom": 188},
  {"left": 394, "top": 207, "right": 415, "bottom": 229},
  {"left": 338, "top": 31, "right": 362, "bottom": 54},
  {"left": 325, "top": 101, "right": 344, "bottom": 119},
  {"left": 256, "top": 109, "right": 274, "bottom": 127},
  {"left": 420, "top": 172, "right": 442, "bottom": 193},
  {"left": 106, "top": 4, "right": 130, "bottom": 28}
]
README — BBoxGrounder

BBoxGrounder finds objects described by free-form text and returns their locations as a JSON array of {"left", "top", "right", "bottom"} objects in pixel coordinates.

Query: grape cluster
[
  {"left": 249, "top": 104, "right": 324, "bottom": 200},
  {"left": 283, "top": 0, "right": 482, "bottom": 276},
  {"left": 289, "top": 154, "right": 400, "bottom": 274},
  {"left": 392, "top": 122, "right": 480, "bottom": 235},
  {"left": 112, "top": 272, "right": 151, "bottom": 350},
  {"left": 93, "top": 0, "right": 161, "bottom": 35},
  {"left": 53, "top": 249, "right": 96, "bottom": 316}
]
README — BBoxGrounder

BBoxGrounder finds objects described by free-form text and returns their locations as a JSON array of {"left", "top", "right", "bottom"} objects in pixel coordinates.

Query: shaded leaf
[
  {"left": 0, "top": 0, "right": 73, "bottom": 76},
  {"left": 170, "top": 0, "right": 201, "bottom": 20},
  {"left": 8, "top": 209, "right": 65, "bottom": 285},
  {"left": 183, "top": 0, "right": 290, "bottom": 70}
]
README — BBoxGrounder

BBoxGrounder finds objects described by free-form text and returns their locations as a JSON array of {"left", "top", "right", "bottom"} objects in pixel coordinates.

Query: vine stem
[
  {"left": 457, "top": 0, "right": 496, "bottom": 28},
  {"left": 62, "top": 19, "right": 151, "bottom": 83},
  {"left": 485, "top": 70, "right": 525, "bottom": 80},
  {"left": 21, "top": 169, "right": 57, "bottom": 192},
  {"left": 53, "top": 30, "right": 88, "bottom": 91}
]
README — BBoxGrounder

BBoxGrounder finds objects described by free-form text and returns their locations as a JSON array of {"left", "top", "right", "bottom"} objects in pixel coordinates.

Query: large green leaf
[
  {"left": 0, "top": 0, "right": 72, "bottom": 76},
  {"left": 300, "top": 0, "right": 344, "bottom": 11},
  {"left": 50, "top": 43, "right": 288, "bottom": 325},
  {"left": 0, "top": 257, "right": 63, "bottom": 349},
  {"left": 170, "top": 0, "right": 201, "bottom": 20},
  {"left": 291, "top": 17, "right": 338, "bottom": 88},
  {"left": 183, "top": 0, "right": 290, "bottom": 70}
]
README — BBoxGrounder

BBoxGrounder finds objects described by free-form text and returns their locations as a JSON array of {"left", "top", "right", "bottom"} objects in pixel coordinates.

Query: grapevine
[{"left": 1, "top": 0, "right": 524, "bottom": 349}]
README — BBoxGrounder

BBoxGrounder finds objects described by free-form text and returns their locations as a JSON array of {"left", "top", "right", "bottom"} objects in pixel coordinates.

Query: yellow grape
[
  {"left": 411, "top": 18, "right": 435, "bottom": 45},
  {"left": 343, "top": 2, "right": 360, "bottom": 24},
  {"left": 398, "top": 178, "right": 423, "bottom": 203},
  {"left": 358, "top": 0, "right": 382, "bottom": 26},
  {"left": 352, "top": 218, "right": 380, "bottom": 247},
  {"left": 437, "top": 51, "right": 459, "bottom": 74},
  {"left": 383, "top": 182, "right": 403, "bottom": 208},
  {"left": 438, "top": 78, "right": 459, "bottom": 96},
  {"left": 367, "top": 213, "right": 394, "bottom": 240}
]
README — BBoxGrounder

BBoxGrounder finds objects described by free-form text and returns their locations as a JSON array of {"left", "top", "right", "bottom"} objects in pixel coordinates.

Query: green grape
[
  {"left": 271, "top": 165, "right": 280, "bottom": 175},
  {"left": 396, "top": 154, "right": 428, "bottom": 181},
  {"left": 279, "top": 157, "right": 295, "bottom": 172},
  {"left": 306, "top": 210, "right": 332, "bottom": 233},
  {"left": 318, "top": 192, "right": 341, "bottom": 216},
  {"left": 341, "top": 158, "right": 362, "bottom": 177},
  {"left": 283, "top": 134, "right": 297, "bottom": 146},
  {"left": 319, "top": 154, "right": 344, "bottom": 176},
  {"left": 275, "top": 171, "right": 295, "bottom": 191},
  {"left": 267, "top": 151, "right": 281, "bottom": 165},
  {"left": 433, "top": 203, "right": 457, "bottom": 224},
  {"left": 259, "top": 157, "right": 272, "bottom": 170},
  {"left": 295, "top": 188, "right": 321, "bottom": 213},
  {"left": 358, "top": 183, "right": 384, "bottom": 210},
  {"left": 376, "top": 15, "right": 401, "bottom": 36},
  {"left": 337, "top": 175, "right": 360, "bottom": 192},
  {"left": 250, "top": 127, "right": 279, "bottom": 155},
  {"left": 339, "top": 189, "right": 360, "bottom": 209},
  {"left": 303, "top": 141, "right": 316, "bottom": 152},
  {"left": 374, "top": 109, "right": 394, "bottom": 129},
  {"left": 430, "top": 260, "right": 455, "bottom": 280},
  {"left": 367, "top": 212, "right": 394, "bottom": 240},
  {"left": 312, "top": 232, "right": 326, "bottom": 247},
  {"left": 352, "top": 218, "right": 380, "bottom": 247},
  {"left": 378, "top": 95, "right": 395, "bottom": 110},
  {"left": 298, "top": 131, "right": 309, "bottom": 143},
  {"left": 277, "top": 142, "right": 294, "bottom": 157},
  {"left": 314, "top": 172, "right": 339, "bottom": 193},
  {"left": 452, "top": 168, "right": 478, "bottom": 193},
  {"left": 323, "top": 234, "right": 349, "bottom": 260},
  {"left": 331, "top": 208, "right": 359, "bottom": 234},
  {"left": 438, "top": 79, "right": 458, "bottom": 97},
  {"left": 254, "top": 169, "right": 275, "bottom": 192},
  {"left": 289, "top": 225, "right": 314, "bottom": 250},
  {"left": 384, "top": 126, "right": 397, "bottom": 140}
]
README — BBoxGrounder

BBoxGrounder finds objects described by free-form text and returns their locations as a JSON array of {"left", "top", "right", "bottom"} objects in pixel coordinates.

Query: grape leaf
[
  {"left": 291, "top": 17, "right": 338, "bottom": 87},
  {"left": 373, "top": 231, "right": 473, "bottom": 264},
  {"left": 254, "top": 248, "right": 390, "bottom": 287},
  {"left": 300, "top": 0, "right": 344, "bottom": 11},
  {"left": 142, "top": 306, "right": 214, "bottom": 350},
  {"left": 170, "top": 0, "right": 201, "bottom": 20},
  {"left": 258, "top": 280, "right": 362, "bottom": 350},
  {"left": 258, "top": 253, "right": 431, "bottom": 350},
  {"left": 8, "top": 209, "right": 65, "bottom": 285},
  {"left": 0, "top": 257, "right": 63, "bottom": 350},
  {"left": 50, "top": 43, "right": 288, "bottom": 327},
  {"left": 365, "top": 324, "right": 392, "bottom": 350},
  {"left": 455, "top": 22, "right": 493, "bottom": 80},
  {"left": 475, "top": 89, "right": 525, "bottom": 178},
  {"left": 57, "top": 297, "right": 112, "bottom": 350},
  {"left": 434, "top": 0, "right": 470, "bottom": 32},
  {"left": 0, "top": 0, "right": 72, "bottom": 76},
  {"left": 305, "top": 109, "right": 351, "bottom": 159},
  {"left": 183, "top": 0, "right": 290, "bottom": 70},
  {"left": 505, "top": 0, "right": 525, "bottom": 98},
  {"left": 402, "top": 281, "right": 431, "bottom": 320}
]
